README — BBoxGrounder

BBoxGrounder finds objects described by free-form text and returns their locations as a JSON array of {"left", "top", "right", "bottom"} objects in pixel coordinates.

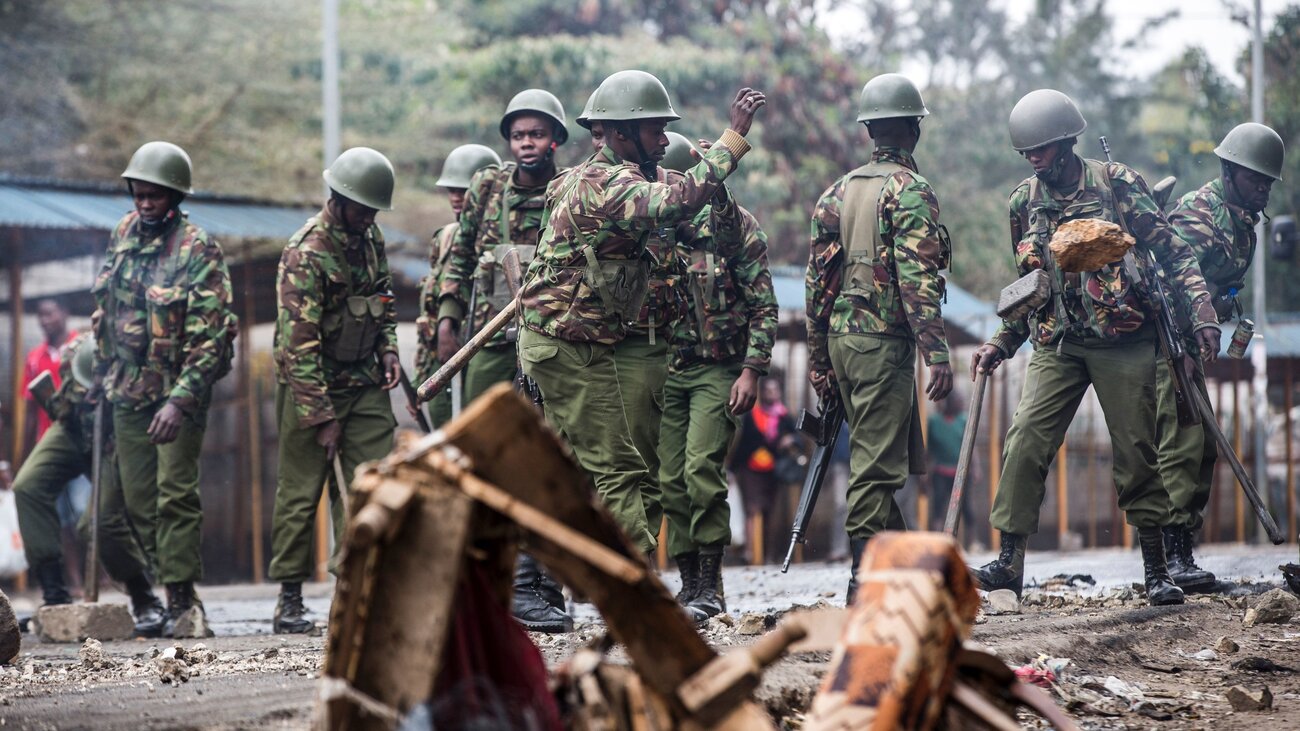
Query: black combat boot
[
  {"left": 972, "top": 533, "right": 1027, "bottom": 596},
  {"left": 161, "top": 582, "right": 195, "bottom": 638},
  {"left": 273, "top": 582, "right": 314, "bottom": 634},
  {"left": 33, "top": 559, "right": 72, "bottom": 607},
  {"left": 673, "top": 552, "right": 700, "bottom": 606},
  {"left": 846, "top": 537, "right": 869, "bottom": 606},
  {"left": 1162, "top": 525, "right": 1215, "bottom": 593},
  {"left": 687, "top": 546, "right": 727, "bottom": 622},
  {"left": 125, "top": 574, "right": 166, "bottom": 638},
  {"left": 511, "top": 554, "right": 573, "bottom": 633},
  {"left": 1138, "top": 527, "right": 1185, "bottom": 606}
]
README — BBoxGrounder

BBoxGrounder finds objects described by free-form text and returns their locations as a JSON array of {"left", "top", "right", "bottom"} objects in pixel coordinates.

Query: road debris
[
  {"left": 1225, "top": 684, "right": 1273, "bottom": 711},
  {"left": 1213, "top": 635, "right": 1240, "bottom": 654},
  {"left": 1242, "top": 588, "right": 1298, "bottom": 627},
  {"left": 78, "top": 638, "right": 115, "bottom": 670},
  {"left": 986, "top": 588, "right": 1021, "bottom": 614}
]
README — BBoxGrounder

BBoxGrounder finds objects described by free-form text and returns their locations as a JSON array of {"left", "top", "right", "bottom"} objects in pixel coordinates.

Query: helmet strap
[
  {"left": 518, "top": 143, "right": 557, "bottom": 177},
  {"left": 1037, "top": 140, "right": 1076, "bottom": 186},
  {"left": 617, "top": 121, "right": 659, "bottom": 179},
  {"left": 328, "top": 191, "right": 353, "bottom": 232}
]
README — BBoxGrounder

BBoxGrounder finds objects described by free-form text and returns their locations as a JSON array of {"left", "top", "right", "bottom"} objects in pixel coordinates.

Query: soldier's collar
[
  {"left": 870, "top": 146, "right": 918, "bottom": 172},
  {"left": 317, "top": 206, "right": 364, "bottom": 248},
  {"left": 1209, "top": 178, "right": 1260, "bottom": 227},
  {"left": 124, "top": 210, "right": 182, "bottom": 253}
]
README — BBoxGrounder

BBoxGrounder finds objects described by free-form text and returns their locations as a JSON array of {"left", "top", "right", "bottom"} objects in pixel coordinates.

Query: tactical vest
[
  {"left": 839, "top": 160, "right": 914, "bottom": 324},
  {"left": 473, "top": 169, "right": 541, "bottom": 317},
  {"left": 318, "top": 227, "right": 387, "bottom": 363},
  {"left": 1024, "top": 159, "right": 1149, "bottom": 342}
]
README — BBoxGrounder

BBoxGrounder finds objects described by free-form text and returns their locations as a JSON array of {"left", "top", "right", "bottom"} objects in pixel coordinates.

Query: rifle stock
[{"left": 781, "top": 396, "right": 845, "bottom": 572}]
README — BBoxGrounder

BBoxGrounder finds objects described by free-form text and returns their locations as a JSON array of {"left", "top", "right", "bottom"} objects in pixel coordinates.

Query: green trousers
[
  {"left": 830, "top": 334, "right": 913, "bottom": 540},
  {"left": 464, "top": 345, "right": 518, "bottom": 407},
  {"left": 115, "top": 400, "right": 209, "bottom": 584},
  {"left": 991, "top": 333, "right": 1170, "bottom": 535},
  {"left": 14, "top": 421, "right": 149, "bottom": 582},
  {"left": 269, "top": 384, "right": 396, "bottom": 583},
  {"left": 1155, "top": 354, "right": 1216, "bottom": 530},
  {"left": 658, "top": 362, "right": 741, "bottom": 556},
  {"left": 519, "top": 327, "right": 655, "bottom": 552},
  {"left": 612, "top": 336, "right": 669, "bottom": 534}
]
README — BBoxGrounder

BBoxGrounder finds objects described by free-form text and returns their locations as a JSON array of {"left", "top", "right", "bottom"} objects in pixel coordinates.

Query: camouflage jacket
[
  {"left": 438, "top": 163, "right": 553, "bottom": 347},
  {"left": 49, "top": 333, "right": 98, "bottom": 445},
  {"left": 415, "top": 222, "right": 457, "bottom": 383},
  {"left": 671, "top": 197, "right": 778, "bottom": 373},
  {"left": 92, "top": 210, "right": 233, "bottom": 413},
  {"left": 274, "top": 207, "right": 399, "bottom": 428},
  {"left": 1168, "top": 178, "right": 1258, "bottom": 323},
  {"left": 989, "top": 158, "right": 1218, "bottom": 356},
  {"left": 806, "top": 147, "right": 951, "bottom": 370},
  {"left": 520, "top": 129, "right": 753, "bottom": 345}
]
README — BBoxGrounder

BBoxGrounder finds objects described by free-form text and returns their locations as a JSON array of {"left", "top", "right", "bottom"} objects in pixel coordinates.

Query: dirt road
[{"left": 2, "top": 545, "right": 1296, "bottom": 730}]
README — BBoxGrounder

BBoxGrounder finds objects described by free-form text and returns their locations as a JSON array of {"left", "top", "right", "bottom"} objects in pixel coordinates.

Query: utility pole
[
  {"left": 1250, "top": 0, "right": 1270, "bottom": 521},
  {"left": 322, "top": 0, "right": 341, "bottom": 200}
]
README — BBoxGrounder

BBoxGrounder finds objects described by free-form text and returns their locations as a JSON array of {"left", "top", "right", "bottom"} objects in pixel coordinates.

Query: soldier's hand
[
  {"left": 729, "top": 368, "right": 759, "bottom": 415},
  {"left": 809, "top": 369, "right": 837, "bottom": 400},
  {"left": 926, "top": 363, "right": 953, "bottom": 402},
  {"left": 970, "top": 345, "right": 1005, "bottom": 380},
  {"left": 436, "top": 319, "right": 459, "bottom": 363},
  {"left": 316, "top": 420, "right": 343, "bottom": 462},
  {"left": 1196, "top": 326, "right": 1221, "bottom": 364},
  {"left": 381, "top": 352, "right": 402, "bottom": 391},
  {"left": 148, "top": 402, "right": 184, "bottom": 445},
  {"left": 728, "top": 88, "right": 767, "bottom": 137}
]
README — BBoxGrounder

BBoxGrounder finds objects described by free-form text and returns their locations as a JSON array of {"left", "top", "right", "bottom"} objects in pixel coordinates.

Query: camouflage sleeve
[
  {"left": 731, "top": 207, "right": 777, "bottom": 372},
  {"left": 806, "top": 180, "right": 845, "bottom": 372},
  {"left": 438, "top": 167, "right": 491, "bottom": 324},
  {"left": 278, "top": 246, "right": 335, "bottom": 427},
  {"left": 602, "top": 129, "right": 750, "bottom": 225},
  {"left": 168, "top": 235, "right": 233, "bottom": 412},
  {"left": 989, "top": 185, "right": 1032, "bottom": 356},
  {"left": 1167, "top": 193, "right": 1226, "bottom": 285},
  {"left": 885, "top": 173, "right": 950, "bottom": 366},
  {"left": 1111, "top": 164, "right": 1217, "bottom": 331},
  {"left": 373, "top": 227, "right": 399, "bottom": 357}
]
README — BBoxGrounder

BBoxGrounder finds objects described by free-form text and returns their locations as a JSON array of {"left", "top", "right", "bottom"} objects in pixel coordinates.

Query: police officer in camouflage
[
  {"left": 14, "top": 335, "right": 165, "bottom": 636},
  {"left": 807, "top": 74, "right": 954, "bottom": 603},
  {"left": 436, "top": 90, "right": 569, "bottom": 404},
  {"left": 92, "top": 141, "right": 235, "bottom": 636},
  {"left": 415, "top": 144, "right": 502, "bottom": 427},
  {"left": 1157, "top": 122, "right": 1286, "bottom": 591},
  {"left": 970, "top": 90, "right": 1222, "bottom": 607},
  {"left": 519, "top": 71, "right": 765, "bottom": 561},
  {"left": 658, "top": 132, "right": 778, "bottom": 621},
  {"left": 270, "top": 147, "right": 402, "bottom": 633}
]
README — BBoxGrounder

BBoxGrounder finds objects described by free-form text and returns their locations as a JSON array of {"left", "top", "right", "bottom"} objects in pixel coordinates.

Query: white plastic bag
[{"left": 0, "top": 490, "right": 28, "bottom": 577}]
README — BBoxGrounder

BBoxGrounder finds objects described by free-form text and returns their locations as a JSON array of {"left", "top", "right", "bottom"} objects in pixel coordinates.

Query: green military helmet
[
  {"left": 857, "top": 73, "right": 929, "bottom": 123},
  {"left": 435, "top": 144, "right": 502, "bottom": 189},
  {"left": 1215, "top": 122, "right": 1285, "bottom": 181},
  {"left": 323, "top": 147, "right": 395, "bottom": 211},
  {"left": 121, "top": 141, "right": 194, "bottom": 194},
  {"left": 586, "top": 70, "right": 681, "bottom": 124},
  {"left": 500, "top": 89, "right": 569, "bottom": 145},
  {"left": 70, "top": 336, "right": 95, "bottom": 390},
  {"left": 1008, "top": 89, "right": 1087, "bottom": 151},
  {"left": 661, "top": 131, "right": 699, "bottom": 173},
  {"left": 576, "top": 90, "right": 598, "bottom": 130}
]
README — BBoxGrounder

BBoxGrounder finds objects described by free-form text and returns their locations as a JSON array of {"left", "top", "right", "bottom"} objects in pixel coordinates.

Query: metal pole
[
  {"left": 1250, "top": 0, "right": 1269, "bottom": 521},
  {"left": 322, "top": 0, "right": 341, "bottom": 197}
]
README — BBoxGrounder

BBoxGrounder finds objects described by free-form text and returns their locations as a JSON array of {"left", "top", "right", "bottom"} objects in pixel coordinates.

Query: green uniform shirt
[
  {"left": 1167, "top": 177, "right": 1258, "bottom": 323},
  {"left": 274, "top": 207, "right": 399, "bottom": 428},
  {"left": 92, "top": 210, "right": 233, "bottom": 413},
  {"left": 806, "top": 146, "right": 951, "bottom": 369}
]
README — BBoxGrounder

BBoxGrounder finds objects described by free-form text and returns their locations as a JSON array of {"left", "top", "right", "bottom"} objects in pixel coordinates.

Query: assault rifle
[{"left": 781, "top": 395, "right": 845, "bottom": 572}]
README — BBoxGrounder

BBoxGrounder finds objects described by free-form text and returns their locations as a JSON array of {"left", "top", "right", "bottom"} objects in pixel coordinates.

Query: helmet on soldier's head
[
  {"left": 576, "top": 90, "right": 598, "bottom": 131},
  {"left": 586, "top": 70, "right": 681, "bottom": 124},
  {"left": 435, "top": 144, "right": 502, "bottom": 189},
  {"left": 1215, "top": 123, "right": 1285, "bottom": 181},
  {"left": 70, "top": 337, "right": 95, "bottom": 390},
  {"left": 121, "top": 141, "right": 193, "bottom": 194},
  {"left": 857, "top": 73, "right": 929, "bottom": 123},
  {"left": 661, "top": 132, "right": 699, "bottom": 173},
  {"left": 1008, "top": 89, "right": 1088, "bottom": 151},
  {"left": 500, "top": 89, "right": 569, "bottom": 145},
  {"left": 323, "top": 147, "right": 396, "bottom": 211}
]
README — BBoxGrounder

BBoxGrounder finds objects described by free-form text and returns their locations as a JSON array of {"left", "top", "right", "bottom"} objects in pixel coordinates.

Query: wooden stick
[
  {"left": 416, "top": 300, "right": 517, "bottom": 402},
  {"left": 944, "top": 370, "right": 987, "bottom": 535},
  {"left": 950, "top": 681, "right": 1021, "bottom": 731}
]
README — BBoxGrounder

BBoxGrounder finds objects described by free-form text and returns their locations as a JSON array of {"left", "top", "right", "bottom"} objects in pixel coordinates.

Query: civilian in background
[
  {"left": 730, "top": 377, "right": 797, "bottom": 563},
  {"left": 925, "top": 389, "right": 972, "bottom": 532}
]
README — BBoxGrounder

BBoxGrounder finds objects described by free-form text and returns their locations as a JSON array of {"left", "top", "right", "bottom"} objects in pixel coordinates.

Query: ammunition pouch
[
  {"left": 322, "top": 294, "right": 386, "bottom": 362},
  {"left": 581, "top": 245, "right": 650, "bottom": 324},
  {"left": 476, "top": 244, "right": 537, "bottom": 312}
]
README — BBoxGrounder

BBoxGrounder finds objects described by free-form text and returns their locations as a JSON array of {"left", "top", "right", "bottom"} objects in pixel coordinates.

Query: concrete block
[{"left": 33, "top": 603, "right": 134, "bottom": 643}]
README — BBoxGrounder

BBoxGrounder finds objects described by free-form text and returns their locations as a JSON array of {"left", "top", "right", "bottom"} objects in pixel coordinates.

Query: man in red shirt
[{"left": 23, "top": 299, "right": 78, "bottom": 453}]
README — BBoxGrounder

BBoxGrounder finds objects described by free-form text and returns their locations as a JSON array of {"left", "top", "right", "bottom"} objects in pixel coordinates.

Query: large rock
[
  {"left": 1243, "top": 588, "right": 1299, "bottom": 627},
  {"left": 0, "top": 589, "right": 19, "bottom": 664},
  {"left": 33, "top": 603, "right": 134, "bottom": 643},
  {"left": 170, "top": 606, "right": 214, "bottom": 639},
  {"left": 1048, "top": 219, "right": 1135, "bottom": 273},
  {"left": 1226, "top": 685, "right": 1272, "bottom": 712}
]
